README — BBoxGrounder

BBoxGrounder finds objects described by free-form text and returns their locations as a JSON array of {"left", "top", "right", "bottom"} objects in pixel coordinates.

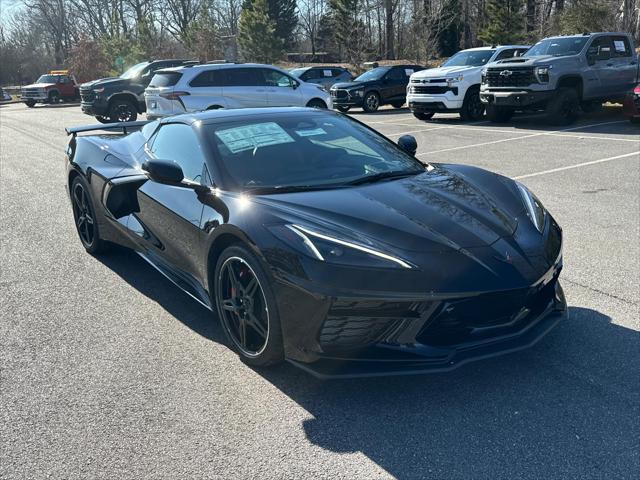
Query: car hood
[
  {"left": 255, "top": 167, "right": 519, "bottom": 254},
  {"left": 332, "top": 80, "right": 375, "bottom": 89},
  {"left": 489, "top": 55, "right": 558, "bottom": 67},
  {"left": 22, "top": 83, "right": 56, "bottom": 89},
  {"left": 81, "top": 77, "right": 126, "bottom": 89},
  {"left": 411, "top": 65, "right": 480, "bottom": 78}
]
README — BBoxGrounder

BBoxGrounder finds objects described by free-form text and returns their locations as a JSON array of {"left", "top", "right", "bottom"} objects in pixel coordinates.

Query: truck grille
[
  {"left": 331, "top": 89, "right": 348, "bottom": 99},
  {"left": 80, "top": 88, "right": 95, "bottom": 103},
  {"left": 486, "top": 67, "right": 536, "bottom": 88},
  {"left": 21, "top": 89, "right": 43, "bottom": 98}
]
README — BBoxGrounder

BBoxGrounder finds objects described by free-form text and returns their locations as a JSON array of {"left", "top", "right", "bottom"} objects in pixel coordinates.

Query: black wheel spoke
[
  {"left": 244, "top": 277, "right": 258, "bottom": 299},
  {"left": 238, "top": 317, "right": 248, "bottom": 348},
  {"left": 246, "top": 312, "right": 267, "bottom": 338}
]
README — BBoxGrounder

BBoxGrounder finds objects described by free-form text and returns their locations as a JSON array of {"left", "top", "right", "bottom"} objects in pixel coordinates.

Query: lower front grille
[
  {"left": 331, "top": 89, "right": 348, "bottom": 99},
  {"left": 80, "top": 89, "right": 95, "bottom": 102},
  {"left": 417, "top": 277, "right": 558, "bottom": 347},
  {"left": 412, "top": 85, "right": 457, "bottom": 95}
]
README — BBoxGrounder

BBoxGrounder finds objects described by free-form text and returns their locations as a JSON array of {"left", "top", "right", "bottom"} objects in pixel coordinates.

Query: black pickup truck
[{"left": 79, "top": 59, "right": 192, "bottom": 122}]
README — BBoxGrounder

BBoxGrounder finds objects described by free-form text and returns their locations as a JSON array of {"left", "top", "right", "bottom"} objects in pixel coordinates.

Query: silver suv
[
  {"left": 480, "top": 32, "right": 638, "bottom": 124},
  {"left": 145, "top": 63, "right": 332, "bottom": 119}
]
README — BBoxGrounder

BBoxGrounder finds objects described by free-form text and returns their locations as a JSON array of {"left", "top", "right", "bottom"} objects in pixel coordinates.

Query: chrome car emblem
[{"left": 500, "top": 70, "right": 513, "bottom": 77}]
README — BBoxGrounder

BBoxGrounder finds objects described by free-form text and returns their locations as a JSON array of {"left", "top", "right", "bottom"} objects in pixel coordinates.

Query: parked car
[
  {"left": 622, "top": 84, "right": 640, "bottom": 123},
  {"left": 144, "top": 63, "right": 331, "bottom": 119},
  {"left": 480, "top": 32, "right": 638, "bottom": 124},
  {"left": 80, "top": 59, "right": 192, "bottom": 123},
  {"left": 330, "top": 64, "right": 424, "bottom": 112},
  {"left": 408, "top": 45, "right": 529, "bottom": 121},
  {"left": 0, "top": 87, "right": 12, "bottom": 102},
  {"left": 21, "top": 70, "right": 79, "bottom": 107},
  {"left": 64, "top": 107, "right": 565, "bottom": 377},
  {"left": 289, "top": 66, "right": 353, "bottom": 90}
]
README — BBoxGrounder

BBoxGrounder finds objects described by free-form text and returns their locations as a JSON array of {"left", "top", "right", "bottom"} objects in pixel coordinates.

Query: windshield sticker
[
  {"left": 295, "top": 127, "right": 327, "bottom": 137},
  {"left": 613, "top": 40, "right": 626, "bottom": 53},
  {"left": 323, "top": 70, "right": 332, "bottom": 77},
  {"left": 405, "top": 69, "right": 414, "bottom": 76},
  {"left": 215, "top": 122, "right": 294, "bottom": 153}
]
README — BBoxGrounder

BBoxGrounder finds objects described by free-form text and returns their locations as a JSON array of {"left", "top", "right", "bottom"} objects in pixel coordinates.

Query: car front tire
[
  {"left": 460, "top": 87, "right": 485, "bottom": 121},
  {"left": 413, "top": 111, "right": 434, "bottom": 121},
  {"left": 25, "top": 100, "right": 36, "bottom": 108},
  {"left": 547, "top": 88, "right": 579, "bottom": 126},
  {"left": 486, "top": 104, "right": 514, "bottom": 123},
  {"left": 70, "top": 176, "right": 109, "bottom": 254},
  {"left": 109, "top": 99, "right": 138, "bottom": 122},
  {"left": 336, "top": 106, "right": 350, "bottom": 113},
  {"left": 362, "top": 91, "right": 380, "bottom": 112},
  {"left": 306, "top": 99, "right": 328, "bottom": 109},
  {"left": 214, "top": 245, "right": 284, "bottom": 367}
]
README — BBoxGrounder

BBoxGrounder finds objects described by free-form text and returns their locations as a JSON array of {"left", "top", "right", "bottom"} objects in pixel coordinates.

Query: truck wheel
[
  {"left": 392, "top": 102, "right": 404, "bottom": 109},
  {"left": 362, "top": 92, "right": 380, "bottom": 112},
  {"left": 109, "top": 99, "right": 137, "bottom": 122},
  {"left": 460, "top": 87, "right": 485, "bottom": 121},
  {"left": 25, "top": 100, "right": 36, "bottom": 108},
  {"left": 486, "top": 104, "right": 514, "bottom": 123},
  {"left": 413, "top": 112, "right": 434, "bottom": 121},
  {"left": 581, "top": 100, "right": 602, "bottom": 113},
  {"left": 49, "top": 91, "right": 60, "bottom": 104},
  {"left": 547, "top": 88, "right": 579, "bottom": 126},
  {"left": 336, "top": 106, "right": 350, "bottom": 113}
]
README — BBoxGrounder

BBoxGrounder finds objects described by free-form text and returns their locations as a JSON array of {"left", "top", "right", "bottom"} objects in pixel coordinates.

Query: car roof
[
  {"left": 159, "top": 107, "right": 333, "bottom": 126},
  {"left": 540, "top": 32, "right": 628, "bottom": 40},
  {"left": 463, "top": 45, "right": 529, "bottom": 51},
  {"left": 154, "top": 63, "right": 287, "bottom": 75}
]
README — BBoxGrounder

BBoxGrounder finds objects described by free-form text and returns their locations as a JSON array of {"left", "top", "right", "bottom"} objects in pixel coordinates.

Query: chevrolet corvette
[{"left": 65, "top": 107, "right": 565, "bottom": 378}]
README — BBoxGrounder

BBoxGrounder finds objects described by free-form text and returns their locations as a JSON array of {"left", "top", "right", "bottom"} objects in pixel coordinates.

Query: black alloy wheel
[
  {"left": 460, "top": 88, "right": 485, "bottom": 121},
  {"left": 71, "top": 177, "right": 107, "bottom": 254},
  {"left": 362, "top": 91, "right": 380, "bottom": 112},
  {"left": 215, "top": 246, "right": 284, "bottom": 366},
  {"left": 95, "top": 116, "right": 111, "bottom": 124},
  {"left": 547, "top": 87, "right": 579, "bottom": 126},
  {"left": 109, "top": 99, "right": 138, "bottom": 122},
  {"left": 336, "top": 105, "right": 350, "bottom": 113},
  {"left": 49, "top": 91, "right": 60, "bottom": 104}
]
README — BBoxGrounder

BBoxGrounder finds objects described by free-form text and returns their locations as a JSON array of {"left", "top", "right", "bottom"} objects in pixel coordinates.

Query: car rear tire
[
  {"left": 581, "top": 100, "right": 602, "bottom": 113},
  {"left": 336, "top": 106, "right": 350, "bottom": 113},
  {"left": 362, "top": 91, "right": 380, "bottom": 112},
  {"left": 392, "top": 102, "right": 404, "bottom": 108},
  {"left": 486, "top": 104, "right": 514, "bottom": 123},
  {"left": 460, "top": 87, "right": 485, "bottom": 121},
  {"left": 546, "top": 87, "right": 579, "bottom": 126},
  {"left": 95, "top": 116, "right": 111, "bottom": 124},
  {"left": 413, "top": 112, "right": 434, "bottom": 121},
  {"left": 25, "top": 100, "right": 36, "bottom": 108},
  {"left": 70, "top": 176, "right": 109, "bottom": 254},
  {"left": 214, "top": 245, "right": 284, "bottom": 367},
  {"left": 306, "top": 99, "right": 327, "bottom": 109},
  {"left": 109, "top": 99, "right": 138, "bottom": 122}
]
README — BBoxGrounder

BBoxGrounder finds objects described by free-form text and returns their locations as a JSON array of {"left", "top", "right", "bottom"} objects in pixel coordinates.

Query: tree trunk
[{"left": 385, "top": 0, "right": 394, "bottom": 59}]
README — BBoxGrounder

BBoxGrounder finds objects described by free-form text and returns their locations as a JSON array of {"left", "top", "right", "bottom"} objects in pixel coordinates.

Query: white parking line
[
  {"left": 415, "top": 120, "right": 628, "bottom": 156},
  {"left": 513, "top": 151, "right": 639, "bottom": 179},
  {"left": 385, "top": 121, "right": 491, "bottom": 137}
]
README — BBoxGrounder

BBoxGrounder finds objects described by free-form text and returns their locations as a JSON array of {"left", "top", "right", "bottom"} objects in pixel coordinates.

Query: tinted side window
[
  {"left": 224, "top": 68, "right": 266, "bottom": 87},
  {"left": 299, "top": 70, "right": 312, "bottom": 81},
  {"left": 332, "top": 68, "right": 347, "bottom": 77},
  {"left": 149, "top": 124, "right": 206, "bottom": 182},
  {"left": 150, "top": 72, "right": 182, "bottom": 87},
  {"left": 611, "top": 36, "right": 631, "bottom": 57},
  {"left": 263, "top": 69, "right": 294, "bottom": 87},
  {"left": 385, "top": 68, "right": 405, "bottom": 80},
  {"left": 495, "top": 49, "right": 516, "bottom": 61},
  {"left": 588, "top": 36, "right": 613, "bottom": 59},
  {"left": 190, "top": 70, "right": 225, "bottom": 87}
]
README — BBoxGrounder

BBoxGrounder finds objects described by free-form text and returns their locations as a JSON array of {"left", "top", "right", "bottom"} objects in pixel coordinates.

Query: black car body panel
[
  {"left": 80, "top": 59, "right": 191, "bottom": 118},
  {"left": 331, "top": 65, "right": 424, "bottom": 109},
  {"left": 65, "top": 108, "right": 565, "bottom": 377}
]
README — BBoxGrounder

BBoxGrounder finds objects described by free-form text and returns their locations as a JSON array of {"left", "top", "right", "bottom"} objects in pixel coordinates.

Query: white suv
[
  {"left": 407, "top": 45, "right": 529, "bottom": 121},
  {"left": 144, "top": 63, "right": 332, "bottom": 119}
]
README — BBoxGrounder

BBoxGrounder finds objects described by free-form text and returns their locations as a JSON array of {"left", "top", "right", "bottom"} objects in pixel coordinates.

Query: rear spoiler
[{"left": 65, "top": 120, "right": 151, "bottom": 136}]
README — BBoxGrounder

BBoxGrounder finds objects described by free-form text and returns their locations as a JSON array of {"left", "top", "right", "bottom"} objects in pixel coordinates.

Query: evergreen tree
[
  {"left": 243, "top": 0, "right": 298, "bottom": 50},
  {"left": 238, "top": 0, "right": 284, "bottom": 63},
  {"left": 328, "top": 0, "right": 368, "bottom": 65},
  {"left": 479, "top": 0, "right": 525, "bottom": 45}
]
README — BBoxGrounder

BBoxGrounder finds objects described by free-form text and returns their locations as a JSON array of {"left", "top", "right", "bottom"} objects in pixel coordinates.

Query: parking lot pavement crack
[{"left": 562, "top": 277, "right": 639, "bottom": 307}]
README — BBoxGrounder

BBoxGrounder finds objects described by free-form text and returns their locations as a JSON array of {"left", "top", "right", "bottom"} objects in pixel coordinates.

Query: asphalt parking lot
[{"left": 1, "top": 102, "right": 638, "bottom": 479}]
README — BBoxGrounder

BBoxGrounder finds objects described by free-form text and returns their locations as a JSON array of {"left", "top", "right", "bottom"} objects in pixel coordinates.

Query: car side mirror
[
  {"left": 397, "top": 135, "right": 417, "bottom": 155},
  {"left": 142, "top": 159, "right": 184, "bottom": 184}
]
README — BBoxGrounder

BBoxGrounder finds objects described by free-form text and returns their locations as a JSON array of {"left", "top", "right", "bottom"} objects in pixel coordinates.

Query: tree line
[{"left": 0, "top": 0, "right": 638, "bottom": 84}]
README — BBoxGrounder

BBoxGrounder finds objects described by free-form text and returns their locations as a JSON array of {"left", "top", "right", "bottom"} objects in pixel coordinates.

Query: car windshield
[
  {"left": 36, "top": 75, "right": 60, "bottom": 83},
  {"left": 355, "top": 67, "right": 389, "bottom": 82},
  {"left": 525, "top": 37, "right": 588, "bottom": 57},
  {"left": 289, "top": 68, "right": 307, "bottom": 77},
  {"left": 120, "top": 62, "right": 149, "bottom": 79},
  {"left": 205, "top": 111, "right": 424, "bottom": 192},
  {"left": 442, "top": 50, "right": 495, "bottom": 67}
]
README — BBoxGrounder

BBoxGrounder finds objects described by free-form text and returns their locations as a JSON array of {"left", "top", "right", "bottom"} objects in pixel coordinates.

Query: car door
[
  {"left": 262, "top": 68, "right": 303, "bottom": 106},
  {"left": 222, "top": 67, "right": 269, "bottom": 108},
  {"left": 382, "top": 67, "right": 407, "bottom": 102},
  {"left": 181, "top": 69, "right": 225, "bottom": 111},
  {"left": 135, "top": 123, "right": 208, "bottom": 280},
  {"left": 609, "top": 35, "right": 638, "bottom": 96},
  {"left": 586, "top": 36, "right": 616, "bottom": 98}
]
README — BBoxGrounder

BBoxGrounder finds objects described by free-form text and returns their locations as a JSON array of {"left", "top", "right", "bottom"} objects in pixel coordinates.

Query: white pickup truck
[{"left": 407, "top": 45, "right": 530, "bottom": 121}]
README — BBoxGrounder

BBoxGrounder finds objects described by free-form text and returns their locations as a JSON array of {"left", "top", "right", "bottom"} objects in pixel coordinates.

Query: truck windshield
[
  {"left": 355, "top": 67, "right": 389, "bottom": 82},
  {"left": 120, "top": 62, "right": 150, "bottom": 79},
  {"left": 525, "top": 37, "right": 589, "bottom": 57},
  {"left": 442, "top": 50, "right": 495, "bottom": 67},
  {"left": 36, "top": 75, "right": 60, "bottom": 83}
]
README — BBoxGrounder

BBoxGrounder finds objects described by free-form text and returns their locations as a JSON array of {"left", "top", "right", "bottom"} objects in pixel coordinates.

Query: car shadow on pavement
[{"left": 96, "top": 248, "right": 638, "bottom": 478}]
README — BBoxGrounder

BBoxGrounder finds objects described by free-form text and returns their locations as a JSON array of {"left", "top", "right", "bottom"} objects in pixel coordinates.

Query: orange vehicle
[{"left": 21, "top": 70, "right": 79, "bottom": 107}]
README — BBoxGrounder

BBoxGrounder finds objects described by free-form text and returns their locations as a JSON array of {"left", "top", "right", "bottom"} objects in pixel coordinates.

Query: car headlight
[
  {"left": 446, "top": 75, "right": 463, "bottom": 86},
  {"left": 480, "top": 69, "right": 487, "bottom": 83},
  {"left": 534, "top": 65, "right": 551, "bottom": 83},
  {"left": 270, "top": 224, "right": 415, "bottom": 269},
  {"left": 516, "top": 182, "right": 546, "bottom": 233},
  {"left": 93, "top": 87, "right": 105, "bottom": 93},
  {"left": 350, "top": 88, "right": 364, "bottom": 97}
]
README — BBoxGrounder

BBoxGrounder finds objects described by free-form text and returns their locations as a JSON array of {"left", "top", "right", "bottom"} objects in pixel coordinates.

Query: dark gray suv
[
  {"left": 289, "top": 66, "right": 353, "bottom": 90},
  {"left": 480, "top": 32, "right": 638, "bottom": 124}
]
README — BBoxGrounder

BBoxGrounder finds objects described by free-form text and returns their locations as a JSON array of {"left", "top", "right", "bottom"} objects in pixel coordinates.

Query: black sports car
[{"left": 65, "top": 107, "right": 565, "bottom": 378}]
